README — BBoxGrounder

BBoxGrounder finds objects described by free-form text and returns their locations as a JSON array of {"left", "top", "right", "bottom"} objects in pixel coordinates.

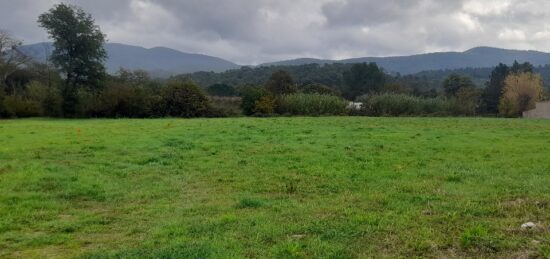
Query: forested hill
[
  {"left": 178, "top": 63, "right": 550, "bottom": 91},
  {"left": 261, "top": 47, "right": 550, "bottom": 74}
]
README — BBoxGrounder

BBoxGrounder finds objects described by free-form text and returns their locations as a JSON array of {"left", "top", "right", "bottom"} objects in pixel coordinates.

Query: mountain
[
  {"left": 20, "top": 44, "right": 550, "bottom": 77},
  {"left": 19, "top": 42, "right": 240, "bottom": 77},
  {"left": 261, "top": 47, "right": 550, "bottom": 75}
]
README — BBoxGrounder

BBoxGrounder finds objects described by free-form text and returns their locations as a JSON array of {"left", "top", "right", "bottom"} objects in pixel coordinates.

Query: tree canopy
[
  {"left": 442, "top": 73, "right": 475, "bottom": 97},
  {"left": 343, "top": 62, "right": 386, "bottom": 99},
  {"left": 38, "top": 3, "right": 107, "bottom": 89}
]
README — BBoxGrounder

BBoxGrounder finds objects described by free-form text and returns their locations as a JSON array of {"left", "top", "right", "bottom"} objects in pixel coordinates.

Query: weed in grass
[{"left": 460, "top": 225, "right": 500, "bottom": 252}]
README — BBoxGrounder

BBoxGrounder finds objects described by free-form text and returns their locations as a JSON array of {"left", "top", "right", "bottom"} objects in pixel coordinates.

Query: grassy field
[{"left": 0, "top": 117, "right": 549, "bottom": 258}]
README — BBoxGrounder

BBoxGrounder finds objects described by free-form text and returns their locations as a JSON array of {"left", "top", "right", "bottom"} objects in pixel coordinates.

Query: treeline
[{"left": 179, "top": 63, "right": 550, "bottom": 94}]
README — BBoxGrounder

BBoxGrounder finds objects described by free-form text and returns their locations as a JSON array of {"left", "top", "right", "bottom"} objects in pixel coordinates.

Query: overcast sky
[{"left": 2, "top": 0, "right": 550, "bottom": 64}]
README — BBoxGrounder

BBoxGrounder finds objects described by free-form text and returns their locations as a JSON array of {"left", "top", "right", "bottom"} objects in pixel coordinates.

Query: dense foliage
[
  {"left": 278, "top": 93, "right": 348, "bottom": 116},
  {"left": 343, "top": 62, "right": 386, "bottom": 99},
  {"left": 206, "top": 83, "right": 237, "bottom": 96}
]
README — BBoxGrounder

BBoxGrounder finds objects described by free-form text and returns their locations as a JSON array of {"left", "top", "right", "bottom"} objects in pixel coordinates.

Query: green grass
[{"left": 0, "top": 117, "right": 549, "bottom": 258}]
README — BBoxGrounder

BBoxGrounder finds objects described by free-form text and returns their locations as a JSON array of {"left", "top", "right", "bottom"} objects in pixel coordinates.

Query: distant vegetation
[{"left": 1, "top": 3, "right": 549, "bottom": 119}]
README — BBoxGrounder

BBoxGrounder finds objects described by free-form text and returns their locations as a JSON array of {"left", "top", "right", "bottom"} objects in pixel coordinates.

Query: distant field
[{"left": 0, "top": 117, "right": 549, "bottom": 258}]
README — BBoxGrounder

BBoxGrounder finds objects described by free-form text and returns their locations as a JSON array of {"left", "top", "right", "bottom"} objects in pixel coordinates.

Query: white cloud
[{"left": 498, "top": 29, "right": 526, "bottom": 41}]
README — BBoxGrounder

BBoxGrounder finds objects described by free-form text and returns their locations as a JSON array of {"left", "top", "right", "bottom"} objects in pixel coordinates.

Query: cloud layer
[{"left": 2, "top": 0, "right": 550, "bottom": 64}]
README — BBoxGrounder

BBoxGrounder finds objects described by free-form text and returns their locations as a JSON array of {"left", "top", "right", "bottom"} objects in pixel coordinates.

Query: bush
[
  {"left": 2, "top": 95, "right": 42, "bottom": 117},
  {"left": 253, "top": 95, "right": 276, "bottom": 115},
  {"left": 76, "top": 89, "right": 102, "bottom": 117},
  {"left": 208, "top": 96, "right": 242, "bottom": 117},
  {"left": 98, "top": 83, "right": 149, "bottom": 117},
  {"left": 358, "top": 93, "right": 453, "bottom": 116},
  {"left": 157, "top": 81, "right": 211, "bottom": 118},
  {"left": 238, "top": 85, "right": 269, "bottom": 115},
  {"left": 25, "top": 81, "right": 63, "bottom": 117},
  {"left": 0, "top": 81, "right": 63, "bottom": 117},
  {"left": 278, "top": 93, "right": 348, "bottom": 116},
  {"left": 452, "top": 87, "right": 481, "bottom": 116}
]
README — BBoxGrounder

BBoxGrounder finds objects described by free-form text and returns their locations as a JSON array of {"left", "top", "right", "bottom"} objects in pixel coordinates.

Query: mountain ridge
[
  {"left": 20, "top": 43, "right": 550, "bottom": 77},
  {"left": 260, "top": 47, "right": 550, "bottom": 74},
  {"left": 20, "top": 42, "right": 240, "bottom": 77}
]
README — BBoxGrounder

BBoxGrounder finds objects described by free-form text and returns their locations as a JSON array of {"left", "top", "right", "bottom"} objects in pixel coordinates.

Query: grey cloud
[{"left": 1, "top": 0, "right": 550, "bottom": 64}]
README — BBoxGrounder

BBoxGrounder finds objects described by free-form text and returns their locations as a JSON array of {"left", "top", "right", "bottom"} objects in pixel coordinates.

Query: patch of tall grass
[{"left": 278, "top": 93, "right": 348, "bottom": 116}]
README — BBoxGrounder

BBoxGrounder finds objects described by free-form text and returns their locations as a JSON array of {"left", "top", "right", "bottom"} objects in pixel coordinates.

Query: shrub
[
  {"left": 2, "top": 96, "right": 42, "bottom": 117},
  {"left": 158, "top": 81, "right": 211, "bottom": 118},
  {"left": 0, "top": 81, "right": 64, "bottom": 117},
  {"left": 208, "top": 96, "right": 242, "bottom": 117},
  {"left": 25, "top": 81, "right": 63, "bottom": 117},
  {"left": 278, "top": 93, "right": 348, "bottom": 116},
  {"left": 98, "top": 83, "right": 149, "bottom": 117},
  {"left": 238, "top": 85, "right": 269, "bottom": 115},
  {"left": 253, "top": 95, "right": 276, "bottom": 115},
  {"left": 358, "top": 93, "right": 453, "bottom": 116},
  {"left": 76, "top": 89, "right": 102, "bottom": 117},
  {"left": 452, "top": 86, "right": 481, "bottom": 116}
]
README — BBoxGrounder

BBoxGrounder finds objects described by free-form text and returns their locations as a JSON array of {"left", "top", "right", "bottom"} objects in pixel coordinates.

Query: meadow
[{"left": 0, "top": 117, "right": 549, "bottom": 258}]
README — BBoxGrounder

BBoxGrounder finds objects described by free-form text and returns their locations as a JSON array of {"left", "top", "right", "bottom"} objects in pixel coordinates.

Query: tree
[
  {"left": 0, "top": 31, "right": 30, "bottom": 87},
  {"left": 442, "top": 74, "right": 475, "bottom": 97},
  {"left": 298, "top": 83, "right": 339, "bottom": 96},
  {"left": 266, "top": 70, "right": 295, "bottom": 95},
  {"left": 38, "top": 3, "right": 107, "bottom": 115},
  {"left": 454, "top": 86, "right": 481, "bottom": 115},
  {"left": 499, "top": 72, "right": 544, "bottom": 117},
  {"left": 343, "top": 62, "right": 386, "bottom": 99},
  {"left": 158, "top": 81, "right": 211, "bottom": 117},
  {"left": 238, "top": 85, "right": 269, "bottom": 115},
  {"left": 253, "top": 95, "right": 276, "bottom": 115},
  {"left": 206, "top": 83, "right": 237, "bottom": 96},
  {"left": 116, "top": 68, "right": 151, "bottom": 87},
  {"left": 510, "top": 61, "right": 534, "bottom": 74},
  {"left": 482, "top": 63, "right": 509, "bottom": 114}
]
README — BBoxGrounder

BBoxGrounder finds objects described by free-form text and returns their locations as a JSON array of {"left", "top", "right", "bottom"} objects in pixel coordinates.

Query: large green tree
[
  {"left": 343, "top": 62, "right": 386, "bottom": 99},
  {"left": 38, "top": 3, "right": 107, "bottom": 114}
]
